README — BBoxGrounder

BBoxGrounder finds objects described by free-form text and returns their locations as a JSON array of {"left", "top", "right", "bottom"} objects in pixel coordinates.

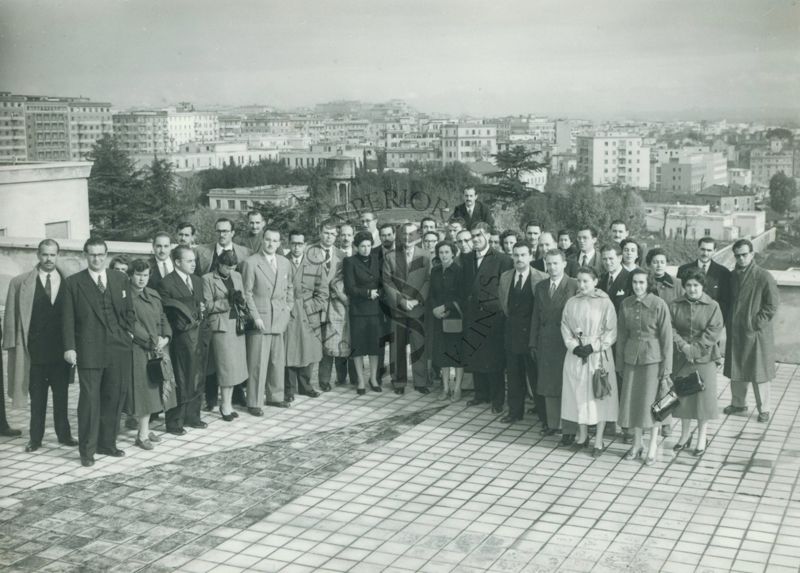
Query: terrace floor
[{"left": 0, "top": 363, "right": 799, "bottom": 573}]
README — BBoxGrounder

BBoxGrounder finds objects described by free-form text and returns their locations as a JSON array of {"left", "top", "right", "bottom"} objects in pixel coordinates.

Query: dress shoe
[
  {"left": 58, "top": 437, "right": 78, "bottom": 447},
  {"left": 672, "top": 434, "right": 693, "bottom": 452},
  {"left": 416, "top": 387, "right": 431, "bottom": 395},
  {"left": 591, "top": 444, "right": 605, "bottom": 458},
  {"left": 757, "top": 412, "right": 770, "bottom": 423},
  {"left": 97, "top": 447, "right": 125, "bottom": 457},
  {"left": 186, "top": 421, "right": 208, "bottom": 429},
  {"left": 319, "top": 383, "right": 332, "bottom": 392},
  {"left": 134, "top": 438, "right": 153, "bottom": 451},
  {"left": 723, "top": 405, "right": 747, "bottom": 415},
  {"left": 285, "top": 394, "right": 295, "bottom": 403},
  {"left": 466, "top": 399, "right": 485, "bottom": 407},
  {"left": 693, "top": 440, "right": 708, "bottom": 456},
  {"left": 0, "top": 426, "right": 22, "bottom": 437},
  {"left": 25, "top": 442, "right": 40, "bottom": 453},
  {"left": 266, "top": 401, "right": 290, "bottom": 408},
  {"left": 148, "top": 432, "right": 161, "bottom": 443},
  {"left": 491, "top": 406, "right": 503, "bottom": 414},
  {"left": 248, "top": 407, "right": 264, "bottom": 416},
  {"left": 369, "top": 381, "right": 382, "bottom": 393},
  {"left": 356, "top": 388, "right": 366, "bottom": 396},
  {"left": 303, "top": 390, "right": 321, "bottom": 398},
  {"left": 500, "top": 415, "right": 520, "bottom": 424},
  {"left": 335, "top": 379, "right": 347, "bottom": 386},
  {"left": 167, "top": 427, "right": 187, "bottom": 436},
  {"left": 204, "top": 402, "right": 217, "bottom": 412},
  {"left": 231, "top": 411, "right": 239, "bottom": 418},
  {"left": 80, "top": 456, "right": 94, "bottom": 467},
  {"left": 219, "top": 407, "right": 235, "bottom": 422},
  {"left": 539, "top": 426, "right": 557, "bottom": 436},
  {"left": 559, "top": 434, "right": 575, "bottom": 447},
  {"left": 394, "top": 388, "right": 405, "bottom": 395},
  {"left": 644, "top": 454, "right": 657, "bottom": 466}
]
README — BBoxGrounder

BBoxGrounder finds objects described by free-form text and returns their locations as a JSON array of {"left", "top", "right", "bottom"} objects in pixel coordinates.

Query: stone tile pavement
[{"left": 0, "top": 363, "right": 799, "bottom": 572}]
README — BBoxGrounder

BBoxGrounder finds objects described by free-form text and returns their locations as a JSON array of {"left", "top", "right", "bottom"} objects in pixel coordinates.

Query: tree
[
  {"left": 601, "top": 185, "right": 646, "bottom": 238},
  {"left": 488, "top": 145, "right": 548, "bottom": 206},
  {"left": 769, "top": 172, "right": 797, "bottom": 216}
]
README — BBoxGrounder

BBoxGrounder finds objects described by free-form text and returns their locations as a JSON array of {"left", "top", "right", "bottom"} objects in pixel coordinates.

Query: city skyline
[{"left": 1, "top": 0, "right": 799, "bottom": 122}]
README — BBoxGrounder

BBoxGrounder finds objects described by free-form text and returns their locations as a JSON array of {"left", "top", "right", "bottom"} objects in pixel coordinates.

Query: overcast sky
[{"left": 1, "top": 0, "right": 798, "bottom": 120}]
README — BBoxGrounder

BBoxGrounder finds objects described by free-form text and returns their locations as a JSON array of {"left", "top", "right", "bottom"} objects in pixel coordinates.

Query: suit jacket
[
  {"left": 498, "top": 268, "right": 548, "bottom": 318},
  {"left": 241, "top": 252, "right": 294, "bottom": 334},
  {"left": 383, "top": 247, "right": 431, "bottom": 320},
  {"left": 3, "top": 268, "right": 67, "bottom": 402},
  {"left": 157, "top": 271, "right": 204, "bottom": 333},
  {"left": 202, "top": 270, "right": 244, "bottom": 333},
  {"left": 286, "top": 255, "right": 330, "bottom": 366},
  {"left": 451, "top": 200, "right": 494, "bottom": 230},
  {"left": 306, "top": 243, "right": 342, "bottom": 322},
  {"left": 677, "top": 259, "right": 731, "bottom": 318},
  {"left": 195, "top": 243, "right": 251, "bottom": 275},
  {"left": 600, "top": 268, "right": 632, "bottom": 313},
  {"left": 147, "top": 256, "right": 173, "bottom": 290},
  {"left": 62, "top": 269, "right": 134, "bottom": 369},
  {"left": 566, "top": 251, "right": 604, "bottom": 277},
  {"left": 236, "top": 233, "right": 264, "bottom": 255}
]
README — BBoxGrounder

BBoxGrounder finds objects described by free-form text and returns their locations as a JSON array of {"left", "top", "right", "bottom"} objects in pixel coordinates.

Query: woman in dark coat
[
  {"left": 128, "top": 259, "right": 176, "bottom": 450},
  {"left": 670, "top": 268, "right": 724, "bottom": 456},
  {"left": 343, "top": 231, "right": 382, "bottom": 395},
  {"left": 429, "top": 240, "right": 464, "bottom": 401}
]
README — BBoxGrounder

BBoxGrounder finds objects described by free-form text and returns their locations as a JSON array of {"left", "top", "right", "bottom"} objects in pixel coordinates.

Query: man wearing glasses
[
  {"left": 360, "top": 211, "right": 380, "bottom": 247},
  {"left": 196, "top": 218, "right": 251, "bottom": 276},
  {"left": 723, "top": 239, "right": 779, "bottom": 423}
]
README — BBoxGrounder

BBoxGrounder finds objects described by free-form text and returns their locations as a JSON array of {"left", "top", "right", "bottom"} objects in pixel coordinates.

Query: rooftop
[{"left": 1, "top": 364, "right": 798, "bottom": 572}]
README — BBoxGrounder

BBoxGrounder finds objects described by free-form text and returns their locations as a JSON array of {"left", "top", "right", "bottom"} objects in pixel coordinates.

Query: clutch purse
[
  {"left": 651, "top": 389, "right": 680, "bottom": 421},
  {"left": 592, "top": 351, "right": 611, "bottom": 400},
  {"left": 442, "top": 318, "right": 463, "bottom": 333},
  {"left": 672, "top": 371, "right": 704, "bottom": 397}
]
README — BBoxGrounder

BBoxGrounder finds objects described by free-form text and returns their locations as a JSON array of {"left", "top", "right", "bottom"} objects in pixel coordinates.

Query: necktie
[
  {"left": 269, "top": 257, "right": 277, "bottom": 272},
  {"left": 580, "top": 254, "right": 587, "bottom": 267},
  {"left": 185, "top": 275, "right": 193, "bottom": 293},
  {"left": 702, "top": 262, "right": 708, "bottom": 274},
  {"left": 96, "top": 274, "right": 105, "bottom": 293},
  {"left": 515, "top": 274, "right": 523, "bottom": 291},
  {"left": 162, "top": 262, "right": 168, "bottom": 277},
  {"left": 45, "top": 273, "right": 53, "bottom": 303},
  {"left": 549, "top": 281, "right": 556, "bottom": 297}
]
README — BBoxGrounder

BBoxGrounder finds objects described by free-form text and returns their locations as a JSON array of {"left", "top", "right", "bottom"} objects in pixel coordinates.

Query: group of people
[{"left": 0, "top": 186, "right": 780, "bottom": 467}]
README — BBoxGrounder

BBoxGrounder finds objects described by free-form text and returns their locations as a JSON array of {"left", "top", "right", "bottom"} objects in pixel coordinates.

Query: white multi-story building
[
  {"left": 0, "top": 93, "right": 28, "bottom": 162},
  {"left": 165, "top": 110, "right": 219, "bottom": 151},
  {"left": 441, "top": 123, "right": 497, "bottom": 165},
  {"left": 113, "top": 111, "right": 170, "bottom": 156},
  {"left": 728, "top": 167, "right": 752, "bottom": 187},
  {"left": 658, "top": 151, "right": 728, "bottom": 194},
  {"left": 131, "top": 141, "right": 280, "bottom": 172},
  {"left": 576, "top": 134, "right": 650, "bottom": 189},
  {"left": 68, "top": 100, "right": 113, "bottom": 160},
  {"left": 750, "top": 140, "right": 794, "bottom": 186}
]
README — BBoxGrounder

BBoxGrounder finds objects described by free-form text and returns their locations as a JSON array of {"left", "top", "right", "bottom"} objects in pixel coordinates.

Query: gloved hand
[{"left": 572, "top": 344, "right": 593, "bottom": 359}]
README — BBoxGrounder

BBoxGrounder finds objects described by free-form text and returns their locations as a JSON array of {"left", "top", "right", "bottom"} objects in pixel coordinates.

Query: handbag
[
  {"left": 672, "top": 371, "right": 705, "bottom": 397},
  {"left": 233, "top": 300, "right": 256, "bottom": 335},
  {"left": 441, "top": 301, "right": 463, "bottom": 334},
  {"left": 651, "top": 388, "right": 680, "bottom": 421},
  {"left": 592, "top": 351, "right": 612, "bottom": 400},
  {"left": 147, "top": 351, "right": 177, "bottom": 407}
]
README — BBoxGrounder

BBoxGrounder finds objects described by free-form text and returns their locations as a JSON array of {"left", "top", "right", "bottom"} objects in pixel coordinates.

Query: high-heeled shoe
[
  {"left": 369, "top": 380, "right": 382, "bottom": 392},
  {"left": 219, "top": 407, "right": 234, "bottom": 422},
  {"left": 571, "top": 436, "right": 590, "bottom": 451},
  {"left": 693, "top": 439, "right": 708, "bottom": 457},
  {"left": 672, "top": 432, "right": 694, "bottom": 452},
  {"left": 625, "top": 447, "right": 643, "bottom": 461},
  {"left": 357, "top": 388, "right": 366, "bottom": 396},
  {"left": 591, "top": 443, "right": 605, "bottom": 458}
]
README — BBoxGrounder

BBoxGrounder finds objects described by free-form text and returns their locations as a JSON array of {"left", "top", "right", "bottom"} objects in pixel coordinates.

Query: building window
[
  {"left": 228, "top": 200, "right": 236, "bottom": 209},
  {"left": 215, "top": 199, "right": 221, "bottom": 209},
  {"left": 45, "top": 221, "right": 70, "bottom": 239},
  {"left": 704, "top": 228, "right": 711, "bottom": 236},
  {"left": 240, "top": 200, "right": 248, "bottom": 211}
]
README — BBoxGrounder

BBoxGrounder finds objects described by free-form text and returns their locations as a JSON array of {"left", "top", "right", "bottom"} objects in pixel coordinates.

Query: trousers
[
  {"left": 731, "top": 379, "right": 770, "bottom": 412},
  {"left": 29, "top": 362, "right": 72, "bottom": 444}
]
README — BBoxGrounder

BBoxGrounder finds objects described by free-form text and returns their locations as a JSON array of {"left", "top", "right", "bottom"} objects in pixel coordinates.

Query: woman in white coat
[{"left": 561, "top": 266, "right": 618, "bottom": 457}]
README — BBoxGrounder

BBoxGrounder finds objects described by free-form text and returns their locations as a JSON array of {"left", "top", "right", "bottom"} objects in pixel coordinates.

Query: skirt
[
  {"left": 673, "top": 360, "right": 719, "bottom": 422},
  {"left": 618, "top": 363, "right": 660, "bottom": 429},
  {"left": 431, "top": 317, "right": 464, "bottom": 368},
  {"left": 210, "top": 318, "right": 248, "bottom": 388},
  {"left": 349, "top": 312, "right": 382, "bottom": 357}
]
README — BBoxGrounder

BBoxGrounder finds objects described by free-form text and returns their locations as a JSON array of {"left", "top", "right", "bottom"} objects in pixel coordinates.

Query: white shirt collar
[
  {"left": 216, "top": 243, "right": 233, "bottom": 256},
  {"left": 37, "top": 267, "right": 60, "bottom": 300},
  {"left": 476, "top": 246, "right": 490, "bottom": 259},
  {"left": 550, "top": 273, "right": 564, "bottom": 288},
  {"left": 156, "top": 257, "right": 173, "bottom": 276},
  {"left": 87, "top": 268, "right": 107, "bottom": 284},
  {"left": 609, "top": 268, "right": 621, "bottom": 282},
  {"left": 175, "top": 268, "right": 191, "bottom": 283},
  {"left": 515, "top": 267, "right": 530, "bottom": 283}
]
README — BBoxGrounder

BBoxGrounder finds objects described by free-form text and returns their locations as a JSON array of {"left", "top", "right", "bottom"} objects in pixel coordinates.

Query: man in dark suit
[
  {"left": 195, "top": 217, "right": 251, "bottom": 276},
  {"left": 498, "top": 242, "right": 547, "bottom": 423},
  {"left": 463, "top": 222, "right": 514, "bottom": 412},
  {"left": 450, "top": 187, "right": 494, "bottom": 230},
  {"left": 236, "top": 210, "right": 266, "bottom": 254},
  {"left": 373, "top": 222, "right": 396, "bottom": 384},
  {"left": 532, "top": 231, "right": 556, "bottom": 272},
  {"left": 157, "top": 245, "right": 207, "bottom": 435},
  {"left": 63, "top": 238, "right": 134, "bottom": 467},
  {"left": 677, "top": 237, "right": 731, "bottom": 320},
  {"left": 383, "top": 222, "right": 431, "bottom": 394},
  {"left": 147, "top": 232, "right": 174, "bottom": 290},
  {"left": 599, "top": 243, "right": 632, "bottom": 313},
  {"left": 4, "top": 239, "right": 77, "bottom": 452},
  {"left": 566, "top": 226, "right": 604, "bottom": 277}
]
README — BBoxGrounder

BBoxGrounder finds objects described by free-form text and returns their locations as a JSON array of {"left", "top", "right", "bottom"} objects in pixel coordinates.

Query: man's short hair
[
  {"left": 524, "top": 220, "right": 542, "bottom": 231},
  {"left": 263, "top": 227, "right": 281, "bottom": 238},
  {"left": 214, "top": 217, "right": 234, "bottom": 230},
  {"left": 557, "top": 229, "right": 571, "bottom": 240},
  {"left": 732, "top": 238, "right": 754, "bottom": 253},
  {"left": 544, "top": 248, "right": 566, "bottom": 262},
  {"left": 512, "top": 241, "right": 533, "bottom": 255},
  {"left": 423, "top": 231, "right": 439, "bottom": 241},
  {"left": 171, "top": 245, "right": 194, "bottom": 262},
  {"left": 152, "top": 231, "right": 172, "bottom": 245},
  {"left": 83, "top": 237, "right": 107, "bottom": 253},
  {"left": 600, "top": 243, "right": 622, "bottom": 256},
  {"left": 176, "top": 222, "right": 196, "bottom": 235},
  {"left": 288, "top": 229, "right": 305, "bottom": 242},
  {"left": 320, "top": 220, "right": 338, "bottom": 232},
  {"left": 378, "top": 222, "right": 395, "bottom": 234},
  {"left": 37, "top": 238, "right": 60, "bottom": 254},
  {"left": 338, "top": 222, "right": 355, "bottom": 233},
  {"left": 578, "top": 226, "right": 599, "bottom": 238},
  {"left": 449, "top": 217, "right": 466, "bottom": 227},
  {"left": 698, "top": 237, "right": 716, "bottom": 248},
  {"left": 421, "top": 216, "right": 436, "bottom": 227},
  {"left": 109, "top": 254, "right": 130, "bottom": 269},
  {"left": 247, "top": 210, "right": 264, "bottom": 220},
  {"left": 471, "top": 222, "right": 491, "bottom": 234},
  {"left": 463, "top": 186, "right": 476, "bottom": 195},
  {"left": 610, "top": 219, "right": 627, "bottom": 229},
  {"left": 500, "top": 230, "right": 518, "bottom": 242}
]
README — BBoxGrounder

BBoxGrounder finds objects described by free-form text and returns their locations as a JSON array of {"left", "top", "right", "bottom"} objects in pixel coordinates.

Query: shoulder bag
[
  {"left": 592, "top": 349, "right": 612, "bottom": 400},
  {"left": 672, "top": 371, "right": 705, "bottom": 397}
]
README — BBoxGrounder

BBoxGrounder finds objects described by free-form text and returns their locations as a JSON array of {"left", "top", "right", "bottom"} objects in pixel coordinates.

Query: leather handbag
[
  {"left": 147, "top": 351, "right": 176, "bottom": 407},
  {"left": 592, "top": 351, "right": 611, "bottom": 400},
  {"left": 442, "top": 302, "right": 463, "bottom": 334},
  {"left": 672, "top": 371, "right": 705, "bottom": 397},
  {"left": 651, "top": 388, "right": 680, "bottom": 421}
]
